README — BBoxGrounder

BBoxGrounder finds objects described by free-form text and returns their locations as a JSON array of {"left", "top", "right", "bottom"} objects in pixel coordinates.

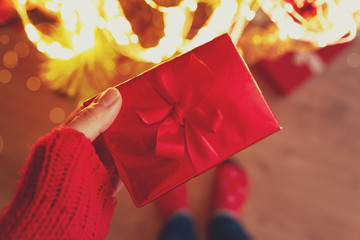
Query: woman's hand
[
  {"left": 67, "top": 87, "right": 122, "bottom": 141},
  {"left": 66, "top": 87, "right": 123, "bottom": 196}
]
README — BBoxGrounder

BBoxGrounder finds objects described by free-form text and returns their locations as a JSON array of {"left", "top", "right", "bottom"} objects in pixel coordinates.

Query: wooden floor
[{"left": 1, "top": 25, "right": 360, "bottom": 240}]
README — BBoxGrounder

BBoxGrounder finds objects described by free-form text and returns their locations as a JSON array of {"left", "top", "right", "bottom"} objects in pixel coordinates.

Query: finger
[
  {"left": 67, "top": 87, "right": 122, "bottom": 141},
  {"left": 61, "top": 105, "right": 84, "bottom": 127}
]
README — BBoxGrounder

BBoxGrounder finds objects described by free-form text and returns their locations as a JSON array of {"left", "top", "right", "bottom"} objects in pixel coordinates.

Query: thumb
[{"left": 67, "top": 87, "right": 122, "bottom": 141}]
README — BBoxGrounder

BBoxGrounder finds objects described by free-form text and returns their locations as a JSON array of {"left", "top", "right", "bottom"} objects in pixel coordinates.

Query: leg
[
  {"left": 159, "top": 213, "right": 197, "bottom": 240},
  {"left": 209, "top": 214, "right": 252, "bottom": 240},
  {"left": 156, "top": 184, "right": 197, "bottom": 240},
  {"left": 208, "top": 160, "right": 253, "bottom": 240}
]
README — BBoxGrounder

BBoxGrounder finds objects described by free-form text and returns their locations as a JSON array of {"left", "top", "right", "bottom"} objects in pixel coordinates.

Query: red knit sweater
[{"left": 0, "top": 128, "right": 117, "bottom": 239}]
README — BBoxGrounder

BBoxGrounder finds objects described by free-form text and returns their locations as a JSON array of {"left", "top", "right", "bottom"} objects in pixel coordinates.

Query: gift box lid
[{"left": 86, "top": 33, "right": 281, "bottom": 207}]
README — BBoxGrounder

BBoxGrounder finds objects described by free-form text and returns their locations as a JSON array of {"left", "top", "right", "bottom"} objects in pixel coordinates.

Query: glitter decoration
[
  {"left": 49, "top": 107, "right": 66, "bottom": 124},
  {"left": 3, "top": 51, "right": 19, "bottom": 68},
  {"left": 0, "top": 69, "right": 12, "bottom": 83}
]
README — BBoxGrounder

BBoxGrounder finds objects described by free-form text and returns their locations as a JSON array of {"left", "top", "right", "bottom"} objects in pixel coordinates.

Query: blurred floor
[{"left": 1, "top": 25, "right": 360, "bottom": 240}]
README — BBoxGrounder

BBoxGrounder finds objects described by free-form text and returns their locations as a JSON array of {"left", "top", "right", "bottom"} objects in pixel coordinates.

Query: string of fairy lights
[
  {"left": 13, "top": 0, "right": 360, "bottom": 61},
  {"left": 14, "top": 0, "right": 246, "bottom": 63},
  {"left": 259, "top": 0, "right": 359, "bottom": 47},
  {"left": 8, "top": 0, "right": 360, "bottom": 100}
]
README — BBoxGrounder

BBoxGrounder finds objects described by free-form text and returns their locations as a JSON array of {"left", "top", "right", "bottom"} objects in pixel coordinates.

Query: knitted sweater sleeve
[{"left": 0, "top": 128, "right": 117, "bottom": 240}]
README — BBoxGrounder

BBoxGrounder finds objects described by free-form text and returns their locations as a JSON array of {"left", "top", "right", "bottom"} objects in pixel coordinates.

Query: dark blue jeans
[{"left": 159, "top": 215, "right": 252, "bottom": 240}]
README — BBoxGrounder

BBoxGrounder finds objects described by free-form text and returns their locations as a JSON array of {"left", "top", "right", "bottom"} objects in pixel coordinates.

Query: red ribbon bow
[{"left": 135, "top": 53, "right": 223, "bottom": 171}]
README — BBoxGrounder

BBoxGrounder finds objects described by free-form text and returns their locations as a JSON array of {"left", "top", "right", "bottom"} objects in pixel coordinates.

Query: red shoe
[
  {"left": 211, "top": 161, "right": 249, "bottom": 216},
  {"left": 155, "top": 184, "right": 190, "bottom": 220}
]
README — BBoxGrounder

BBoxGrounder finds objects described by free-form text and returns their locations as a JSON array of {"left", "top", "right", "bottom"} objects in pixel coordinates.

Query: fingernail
[{"left": 98, "top": 87, "right": 120, "bottom": 107}]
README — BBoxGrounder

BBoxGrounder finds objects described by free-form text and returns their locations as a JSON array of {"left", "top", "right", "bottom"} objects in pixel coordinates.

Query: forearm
[{"left": 0, "top": 128, "right": 116, "bottom": 239}]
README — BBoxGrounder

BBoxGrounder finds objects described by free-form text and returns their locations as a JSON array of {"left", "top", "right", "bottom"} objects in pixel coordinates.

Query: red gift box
[
  {"left": 86, "top": 34, "right": 280, "bottom": 207},
  {"left": 259, "top": 42, "right": 351, "bottom": 94}
]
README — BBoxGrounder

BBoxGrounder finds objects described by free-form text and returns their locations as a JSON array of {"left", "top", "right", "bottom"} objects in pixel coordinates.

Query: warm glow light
[
  {"left": 278, "top": 18, "right": 305, "bottom": 39},
  {"left": 104, "top": 59, "right": 115, "bottom": 71},
  {"left": 47, "top": 41, "right": 62, "bottom": 58},
  {"left": 258, "top": 0, "right": 360, "bottom": 47},
  {"left": 45, "top": 2, "right": 59, "bottom": 12},
  {"left": 12, "top": 0, "right": 360, "bottom": 101},
  {"left": 346, "top": 52, "right": 360, "bottom": 68},
  {"left": 25, "top": 24, "right": 40, "bottom": 42},
  {"left": 3, "top": 51, "right": 19, "bottom": 68},
  {"left": 14, "top": 42, "right": 30, "bottom": 58},
  {"left": 130, "top": 34, "right": 138, "bottom": 43},
  {"left": 36, "top": 41, "right": 47, "bottom": 52},
  {"left": 27, "top": 76, "right": 42, "bottom": 91},
  {"left": 118, "top": 62, "right": 131, "bottom": 75},
  {"left": 0, "top": 35, "right": 10, "bottom": 45},
  {"left": 104, "top": 0, "right": 121, "bottom": 17},
  {"left": 14, "top": 0, "right": 99, "bottom": 59},
  {"left": 14, "top": 0, "right": 244, "bottom": 63},
  {"left": 14, "top": 0, "right": 360, "bottom": 61},
  {"left": 284, "top": 3, "right": 294, "bottom": 13},
  {"left": 140, "top": 7, "right": 186, "bottom": 63},
  {"left": 97, "top": 17, "right": 106, "bottom": 29},
  {"left": 246, "top": 10, "right": 256, "bottom": 21},
  {"left": 179, "top": 0, "right": 239, "bottom": 53},
  {"left": 272, "top": 7, "right": 286, "bottom": 22},
  {"left": 241, "top": 5, "right": 255, "bottom": 21},
  {"left": 180, "top": 0, "right": 197, "bottom": 12},
  {"left": 0, "top": 69, "right": 12, "bottom": 83},
  {"left": 49, "top": 107, "right": 66, "bottom": 124}
]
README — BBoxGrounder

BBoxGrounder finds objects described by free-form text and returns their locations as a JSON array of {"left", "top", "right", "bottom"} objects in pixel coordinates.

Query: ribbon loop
[{"left": 134, "top": 52, "right": 222, "bottom": 170}]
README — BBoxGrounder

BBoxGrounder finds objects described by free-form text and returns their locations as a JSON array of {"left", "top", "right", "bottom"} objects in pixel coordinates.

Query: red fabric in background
[{"left": 86, "top": 34, "right": 280, "bottom": 207}]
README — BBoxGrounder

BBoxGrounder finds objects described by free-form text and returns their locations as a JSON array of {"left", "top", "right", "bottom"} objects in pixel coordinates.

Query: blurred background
[{"left": 1, "top": 0, "right": 360, "bottom": 239}]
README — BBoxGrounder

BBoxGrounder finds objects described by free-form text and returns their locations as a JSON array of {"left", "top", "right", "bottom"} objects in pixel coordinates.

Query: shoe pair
[{"left": 155, "top": 161, "right": 249, "bottom": 220}]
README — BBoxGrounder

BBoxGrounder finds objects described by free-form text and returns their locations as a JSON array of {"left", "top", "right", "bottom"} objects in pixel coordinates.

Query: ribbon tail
[
  {"left": 156, "top": 117, "right": 185, "bottom": 159},
  {"left": 180, "top": 53, "right": 216, "bottom": 111},
  {"left": 185, "top": 123, "right": 220, "bottom": 173}
]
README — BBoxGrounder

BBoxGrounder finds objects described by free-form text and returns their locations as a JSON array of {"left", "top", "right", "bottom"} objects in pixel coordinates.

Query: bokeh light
[
  {"left": 14, "top": 42, "right": 30, "bottom": 58},
  {"left": 3, "top": 51, "right": 19, "bottom": 68},
  {"left": 0, "top": 69, "right": 12, "bottom": 83},
  {"left": 0, "top": 35, "right": 10, "bottom": 45},
  {"left": 346, "top": 52, "right": 360, "bottom": 68},
  {"left": 118, "top": 62, "right": 131, "bottom": 75},
  {"left": 27, "top": 76, "right": 42, "bottom": 91},
  {"left": 49, "top": 107, "right": 66, "bottom": 124}
]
